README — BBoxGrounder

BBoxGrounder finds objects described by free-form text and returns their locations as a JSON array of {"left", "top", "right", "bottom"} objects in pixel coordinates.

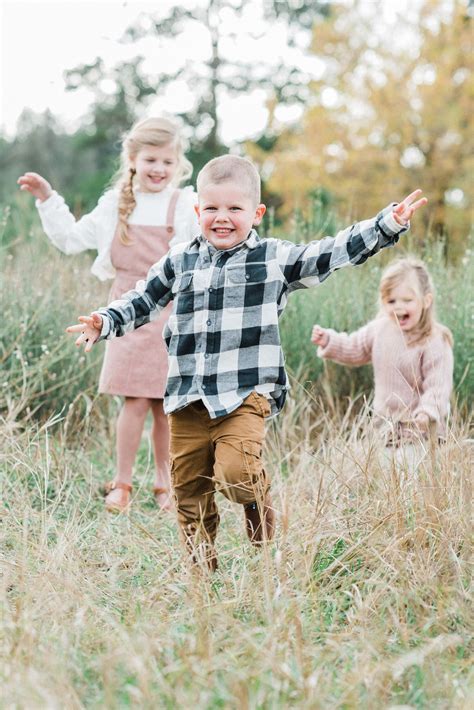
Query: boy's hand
[
  {"left": 311, "top": 325, "right": 329, "bottom": 348},
  {"left": 393, "top": 189, "right": 428, "bottom": 226},
  {"left": 17, "top": 172, "right": 53, "bottom": 202},
  {"left": 66, "top": 313, "right": 103, "bottom": 353}
]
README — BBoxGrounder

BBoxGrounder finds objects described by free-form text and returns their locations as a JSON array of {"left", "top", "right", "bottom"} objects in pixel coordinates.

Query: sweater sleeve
[
  {"left": 413, "top": 335, "right": 453, "bottom": 423},
  {"left": 317, "top": 320, "right": 376, "bottom": 366},
  {"left": 36, "top": 189, "right": 117, "bottom": 254}
]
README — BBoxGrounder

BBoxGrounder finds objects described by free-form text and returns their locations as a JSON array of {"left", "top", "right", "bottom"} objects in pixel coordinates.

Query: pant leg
[
  {"left": 169, "top": 402, "right": 219, "bottom": 547},
  {"left": 211, "top": 392, "right": 271, "bottom": 505}
]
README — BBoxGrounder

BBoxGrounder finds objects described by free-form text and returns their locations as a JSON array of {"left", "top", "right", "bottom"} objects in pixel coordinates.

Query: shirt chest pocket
[
  {"left": 173, "top": 272, "right": 203, "bottom": 314},
  {"left": 225, "top": 262, "right": 268, "bottom": 309},
  {"left": 225, "top": 263, "right": 268, "bottom": 286}
]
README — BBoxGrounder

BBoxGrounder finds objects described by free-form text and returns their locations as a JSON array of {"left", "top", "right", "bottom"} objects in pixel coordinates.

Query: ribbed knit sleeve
[
  {"left": 317, "top": 320, "right": 377, "bottom": 366},
  {"left": 412, "top": 333, "right": 454, "bottom": 424}
]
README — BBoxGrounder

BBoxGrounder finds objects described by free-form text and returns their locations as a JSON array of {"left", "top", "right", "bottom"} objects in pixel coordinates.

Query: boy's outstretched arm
[
  {"left": 278, "top": 189, "right": 428, "bottom": 291},
  {"left": 66, "top": 251, "right": 176, "bottom": 351},
  {"left": 66, "top": 313, "right": 103, "bottom": 352}
]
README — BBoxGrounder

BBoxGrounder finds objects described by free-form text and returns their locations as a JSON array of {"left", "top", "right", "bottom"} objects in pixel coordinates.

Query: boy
[{"left": 68, "top": 155, "right": 427, "bottom": 570}]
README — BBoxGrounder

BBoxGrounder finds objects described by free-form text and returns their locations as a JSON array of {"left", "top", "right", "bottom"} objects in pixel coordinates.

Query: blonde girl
[
  {"left": 311, "top": 257, "right": 454, "bottom": 442},
  {"left": 18, "top": 116, "right": 199, "bottom": 512}
]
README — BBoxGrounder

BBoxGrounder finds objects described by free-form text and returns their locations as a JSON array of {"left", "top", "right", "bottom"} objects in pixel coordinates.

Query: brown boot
[
  {"left": 189, "top": 543, "right": 218, "bottom": 573},
  {"left": 244, "top": 494, "right": 275, "bottom": 544}
]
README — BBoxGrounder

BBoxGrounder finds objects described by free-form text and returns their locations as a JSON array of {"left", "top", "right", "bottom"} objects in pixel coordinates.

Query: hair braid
[{"left": 117, "top": 168, "right": 136, "bottom": 245}]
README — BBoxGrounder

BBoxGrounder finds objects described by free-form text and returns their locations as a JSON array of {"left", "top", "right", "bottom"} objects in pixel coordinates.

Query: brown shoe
[
  {"left": 187, "top": 540, "right": 218, "bottom": 573},
  {"left": 103, "top": 481, "right": 132, "bottom": 514},
  {"left": 244, "top": 494, "right": 275, "bottom": 544}
]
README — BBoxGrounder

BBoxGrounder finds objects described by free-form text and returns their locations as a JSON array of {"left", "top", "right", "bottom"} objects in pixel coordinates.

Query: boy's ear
[
  {"left": 253, "top": 203, "right": 266, "bottom": 226},
  {"left": 194, "top": 203, "right": 201, "bottom": 220}
]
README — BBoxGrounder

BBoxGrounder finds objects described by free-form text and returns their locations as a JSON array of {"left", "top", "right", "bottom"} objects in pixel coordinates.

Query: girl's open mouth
[{"left": 397, "top": 313, "right": 409, "bottom": 325}]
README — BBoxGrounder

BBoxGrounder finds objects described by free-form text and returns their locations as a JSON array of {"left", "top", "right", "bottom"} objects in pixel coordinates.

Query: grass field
[
  {"left": 1, "top": 208, "right": 473, "bottom": 707},
  {"left": 2, "top": 392, "right": 472, "bottom": 708}
]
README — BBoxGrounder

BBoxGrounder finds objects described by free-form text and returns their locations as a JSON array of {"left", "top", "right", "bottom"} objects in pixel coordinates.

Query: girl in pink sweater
[{"left": 311, "top": 257, "right": 453, "bottom": 442}]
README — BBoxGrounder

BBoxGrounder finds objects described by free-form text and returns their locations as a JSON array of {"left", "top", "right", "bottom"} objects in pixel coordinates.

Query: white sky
[
  {"left": 0, "top": 0, "right": 422, "bottom": 143},
  {"left": 0, "top": 0, "right": 323, "bottom": 142}
]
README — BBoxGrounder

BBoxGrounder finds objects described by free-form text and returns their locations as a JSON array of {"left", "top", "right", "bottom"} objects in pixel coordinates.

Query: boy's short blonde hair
[{"left": 196, "top": 155, "right": 261, "bottom": 204}]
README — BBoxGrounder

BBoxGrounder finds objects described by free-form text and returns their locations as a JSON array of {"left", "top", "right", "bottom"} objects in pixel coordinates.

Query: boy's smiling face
[{"left": 195, "top": 181, "right": 266, "bottom": 250}]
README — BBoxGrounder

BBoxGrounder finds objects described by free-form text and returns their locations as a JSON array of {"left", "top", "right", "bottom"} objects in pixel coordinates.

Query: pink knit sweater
[{"left": 317, "top": 317, "right": 453, "bottom": 436}]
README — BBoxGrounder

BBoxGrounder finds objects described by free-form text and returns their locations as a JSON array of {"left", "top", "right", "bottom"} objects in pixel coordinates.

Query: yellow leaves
[{"left": 264, "top": 0, "right": 472, "bottom": 257}]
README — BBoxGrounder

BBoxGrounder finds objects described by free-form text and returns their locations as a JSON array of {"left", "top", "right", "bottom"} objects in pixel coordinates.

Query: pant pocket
[
  {"left": 249, "top": 391, "right": 271, "bottom": 418},
  {"left": 241, "top": 440, "right": 267, "bottom": 493}
]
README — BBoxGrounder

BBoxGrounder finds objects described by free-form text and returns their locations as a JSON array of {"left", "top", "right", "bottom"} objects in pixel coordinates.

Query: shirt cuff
[
  {"left": 379, "top": 204, "right": 410, "bottom": 236},
  {"left": 97, "top": 311, "right": 112, "bottom": 340},
  {"left": 36, "top": 190, "right": 58, "bottom": 211}
]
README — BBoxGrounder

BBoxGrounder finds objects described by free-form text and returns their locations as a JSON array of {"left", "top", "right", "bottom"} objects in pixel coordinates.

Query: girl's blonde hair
[
  {"left": 379, "top": 257, "right": 453, "bottom": 347},
  {"left": 114, "top": 116, "right": 192, "bottom": 244}
]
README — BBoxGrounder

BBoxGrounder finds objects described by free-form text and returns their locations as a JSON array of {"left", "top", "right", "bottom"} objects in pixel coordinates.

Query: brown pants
[{"left": 169, "top": 391, "right": 271, "bottom": 551}]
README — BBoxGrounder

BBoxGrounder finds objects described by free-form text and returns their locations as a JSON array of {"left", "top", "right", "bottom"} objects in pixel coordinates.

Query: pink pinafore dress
[{"left": 98, "top": 190, "right": 181, "bottom": 399}]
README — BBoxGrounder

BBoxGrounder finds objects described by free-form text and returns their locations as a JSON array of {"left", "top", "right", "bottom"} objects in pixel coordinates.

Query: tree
[
  {"left": 64, "top": 0, "right": 331, "bottom": 178},
  {"left": 259, "top": 0, "right": 472, "bottom": 257}
]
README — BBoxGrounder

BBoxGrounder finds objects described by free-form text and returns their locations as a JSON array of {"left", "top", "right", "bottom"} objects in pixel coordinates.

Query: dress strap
[{"left": 165, "top": 189, "right": 181, "bottom": 234}]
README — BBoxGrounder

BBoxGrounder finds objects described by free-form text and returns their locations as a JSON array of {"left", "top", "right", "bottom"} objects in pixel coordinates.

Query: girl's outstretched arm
[
  {"left": 17, "top": 172, "right": 52, "bottom": 202},
  {"left": 315, "top": 321, "right": 376, "bottom": 367}
]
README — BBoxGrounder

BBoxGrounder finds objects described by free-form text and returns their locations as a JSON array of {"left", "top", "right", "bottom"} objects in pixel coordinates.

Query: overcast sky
[
  {"left": 1, "top": 0, "right": 422, "bottom": 143},
  {"left": 1, "top": 0, "right": 321, "bottom": 142}
]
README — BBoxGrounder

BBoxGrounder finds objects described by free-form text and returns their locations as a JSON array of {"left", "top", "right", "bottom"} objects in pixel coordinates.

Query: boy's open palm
[
  {"left": 66, "top": 314, "right": 103, "bottom": 353},
  {"left": 17, "top": 172, "right": 52, "bottom": 202},
  {"left": 393, "top": 189, "right": 428, "bottom": 225}
]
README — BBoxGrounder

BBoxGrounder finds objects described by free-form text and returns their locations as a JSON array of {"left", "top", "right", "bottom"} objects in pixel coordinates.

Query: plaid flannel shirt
[{"left": 98, "top": 204, "right": 407, "bottom": 418}]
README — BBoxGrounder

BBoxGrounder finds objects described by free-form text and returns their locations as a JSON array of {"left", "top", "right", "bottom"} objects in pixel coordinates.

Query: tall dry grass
[{"left": 1, "top": 386, "right": 472, "bottom": 708}]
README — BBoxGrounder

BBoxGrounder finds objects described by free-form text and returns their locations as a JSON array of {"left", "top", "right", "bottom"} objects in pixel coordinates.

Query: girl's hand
[
  {"left": 17, "top": 172, "right": 53, "bottom": 202},
  {"left": 393, "top": 189, "right": 428, "bottom": 225},
  {"left": 66, "top": 313, "right": 103, "bottom": 353},
  {"left": 311, "top": 325, "right": 329, "bottom": 348},
  {"left": 414, "top": 412, "right": 430, "bottom": 433}
]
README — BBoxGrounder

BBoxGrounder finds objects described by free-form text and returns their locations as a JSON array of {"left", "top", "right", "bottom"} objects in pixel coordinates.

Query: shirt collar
[{"left": 191, "top": 229, "right": 260, "bottom": 252}]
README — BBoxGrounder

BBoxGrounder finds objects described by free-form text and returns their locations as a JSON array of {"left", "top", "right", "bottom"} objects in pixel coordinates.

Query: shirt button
[
  {"left": 207, "top": 319, "right": 211, "bottom": 326},
  {"left": 209, "top": 287, "right": 213, "bottom": 292},
  {"left": 202, "top": 384, "right": 206, "bottom": 390},
  {"left": 245, "top": 274, "right": 250, "bottom": 280},
  {"left": 204, "top": 353, "right": 209, "bottom": 359}
]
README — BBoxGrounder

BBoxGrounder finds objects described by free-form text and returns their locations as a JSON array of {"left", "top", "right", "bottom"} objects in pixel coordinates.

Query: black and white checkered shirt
[{"left": 98, "top": 204, "right": 407, "bottom": 418}]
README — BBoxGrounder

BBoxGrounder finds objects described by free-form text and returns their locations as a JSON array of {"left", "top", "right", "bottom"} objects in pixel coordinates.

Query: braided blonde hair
[
  {"left": 114, "top": 117, "right": 192, "bottom": 245},
  {"left": 379, "top": 257, "right": 453, "bottom": 347}
]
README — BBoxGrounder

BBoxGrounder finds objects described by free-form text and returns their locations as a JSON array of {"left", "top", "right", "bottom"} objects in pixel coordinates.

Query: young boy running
[{"left": 68, "top": 155, "right": 427, "bottom": 570}]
